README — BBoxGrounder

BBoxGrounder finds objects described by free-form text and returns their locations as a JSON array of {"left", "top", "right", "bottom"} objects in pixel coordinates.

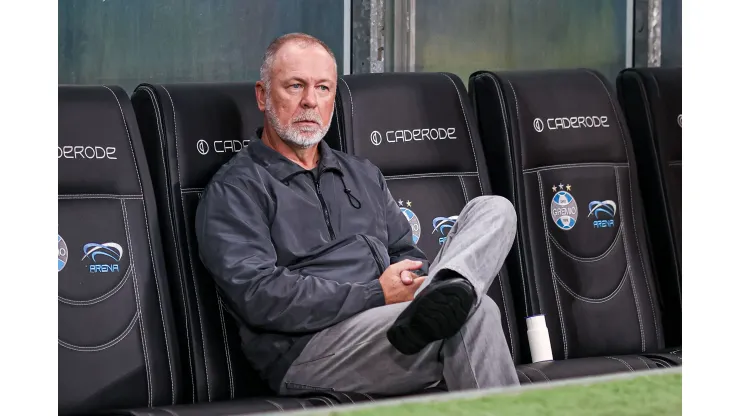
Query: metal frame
[
  {"left": 390, "top": 0, "right": 416, "bottom": 72},
  {"left": 626, "top": 0, "right": 635, "bottom": 68},
  {"left": 647, "top": 0, "right": 663, "bottom": 67},
  {"left": 344, "top": 0, "right": 352, "bottom": 74}
]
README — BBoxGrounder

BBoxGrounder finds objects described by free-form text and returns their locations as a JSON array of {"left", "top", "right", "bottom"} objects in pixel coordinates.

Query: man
[{"left": 195, "top": 33, "right": 519, "bottom": 396}]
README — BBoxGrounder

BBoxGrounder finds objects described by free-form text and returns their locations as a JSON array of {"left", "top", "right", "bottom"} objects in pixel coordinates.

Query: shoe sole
[{"left": 387, "top": 280, "right": 475, "bottom": 355}]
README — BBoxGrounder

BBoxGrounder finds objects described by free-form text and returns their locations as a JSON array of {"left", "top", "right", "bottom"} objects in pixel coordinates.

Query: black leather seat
[
  {"left": 616, "top": 67, "right": 682, "bottom": 348},
  {"left": 130, "top": 83, "right": 376, "bottom": 408},
  {"left": 327, "top": 72, "right": 661, "bottom": 383},
  {"left": 467, "top": 68, "right": 681, "bottom": 372},
  {"left": 59, "top": 85, "right": 369, "bottom": 415},
  {"left": 59, "top": 85, "right": 184, "bottom": 415},
  {"left": 326, "top": 72, "right": 522, "bottom": 368}
]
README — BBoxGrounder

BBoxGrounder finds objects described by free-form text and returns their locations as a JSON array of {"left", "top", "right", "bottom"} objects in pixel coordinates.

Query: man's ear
[{"left": 255, "top": 81, "right": 267, "bottom": 112}]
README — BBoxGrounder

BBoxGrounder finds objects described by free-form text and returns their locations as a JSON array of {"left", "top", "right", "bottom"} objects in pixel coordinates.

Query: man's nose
[{"left": 301, "top": 87, "right": 318, "bottom": 108}]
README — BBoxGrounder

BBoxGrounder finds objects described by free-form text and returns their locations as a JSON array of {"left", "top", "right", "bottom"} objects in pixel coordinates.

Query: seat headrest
[
  {"left": 58, "top": 85, "right": 144, "bottom": 195},
  {"left": 132, "top": 83, "right": 262, "bottom": 189},
  {"left": 332, "top": 73, "right": 482, "bottom": 177},
  {"left": 471, "top": 69, "right": 631, "bottom": 170},
  {"left": 617, "top": 67, "right": 682, "bottom": 160}
]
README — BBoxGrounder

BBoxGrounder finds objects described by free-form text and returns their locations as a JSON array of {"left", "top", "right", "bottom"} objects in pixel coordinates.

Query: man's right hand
[{"left": 379, "top": 260, "right": 426, "bottom": 304}]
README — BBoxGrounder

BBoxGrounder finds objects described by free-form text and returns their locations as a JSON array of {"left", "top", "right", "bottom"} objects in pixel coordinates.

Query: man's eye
[
  {"left": 319, "top": 85, "right": 330, "bottom": 91},
  {"left": 290, "top": 84, "right": 302, "bottom": 89}
]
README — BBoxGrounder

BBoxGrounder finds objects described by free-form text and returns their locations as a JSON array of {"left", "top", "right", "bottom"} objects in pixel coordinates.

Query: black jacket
[{"left": 195, "top": 131, "right": 429, "bottom": 391}]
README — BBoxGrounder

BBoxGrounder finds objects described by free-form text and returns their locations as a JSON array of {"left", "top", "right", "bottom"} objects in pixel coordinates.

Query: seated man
[{"left": 195, "top": 33, "right": 519, "bottom": 396}]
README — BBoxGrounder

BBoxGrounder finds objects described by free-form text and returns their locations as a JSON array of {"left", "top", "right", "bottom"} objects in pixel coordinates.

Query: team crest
[
  {"left": 398, "top": 199, "right": 421, "bottom": 244},
  {"left": 550, "top": 183, "right": 578, "bottom": 230}
]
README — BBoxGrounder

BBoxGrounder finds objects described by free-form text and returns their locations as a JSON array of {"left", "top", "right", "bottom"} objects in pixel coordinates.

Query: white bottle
[{"left": 526, "top": 314, "right": 553, "bottom": 362}]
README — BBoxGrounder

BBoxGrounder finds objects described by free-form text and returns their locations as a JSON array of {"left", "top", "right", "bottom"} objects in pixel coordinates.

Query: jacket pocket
[{"left": 360, "top": 235, "right": 384, "bottom": 277}]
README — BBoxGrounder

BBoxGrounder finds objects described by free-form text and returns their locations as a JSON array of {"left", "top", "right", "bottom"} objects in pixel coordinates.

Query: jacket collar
[{"left": 248, "top": 127, "right": 343, "bottom": 182}]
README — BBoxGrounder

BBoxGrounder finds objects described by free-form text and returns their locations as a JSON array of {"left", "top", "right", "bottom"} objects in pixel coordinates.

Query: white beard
[{"left": 265, "top": 96, "right": 333, "bottom": 149}]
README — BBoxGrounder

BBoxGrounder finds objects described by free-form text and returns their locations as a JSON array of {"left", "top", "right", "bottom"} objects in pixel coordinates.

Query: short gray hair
[{"left": 259, "top": 33, "right": 337, "bottom": 92}]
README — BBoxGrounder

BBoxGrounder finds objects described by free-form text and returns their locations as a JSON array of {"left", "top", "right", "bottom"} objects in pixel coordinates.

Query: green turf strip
[{"left": 321, "top": 372, "right": 681, "bottom": 416}]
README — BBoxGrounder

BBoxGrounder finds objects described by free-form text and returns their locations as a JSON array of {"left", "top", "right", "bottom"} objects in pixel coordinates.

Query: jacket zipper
[
  {"left": 313, "top": 173, "right": 336, "bottom": 240},
  {"left": 360, "top": 235, "right": 384, "bottom": 276}
]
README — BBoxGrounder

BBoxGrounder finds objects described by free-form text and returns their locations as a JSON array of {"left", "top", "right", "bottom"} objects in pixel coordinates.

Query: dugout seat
[
  {"left": 616, "top": 67, "right": 682, "bottom": 348},
  {"left": 59, "top": 85, "right": 184, "bottom": 414},
  {"left": 130, "top": 82, "right": 383, "bottom": 407},
  {"left": 59, "top": 85, "right": 372, "bottom": 415},
  {"left": 467, "top": 68, "right": 682, "bottom": 371},
  {"left": 328, "top": 72, "right": 663, "bottom": 383}
]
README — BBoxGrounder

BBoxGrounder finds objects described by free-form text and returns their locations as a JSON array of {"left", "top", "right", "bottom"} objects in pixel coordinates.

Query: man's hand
[
  {"left": 379, "top": 260, "right": 427, "bottom": 304},
  {"left": 400, "top": 270, "right": 422, "bottom": 285}
]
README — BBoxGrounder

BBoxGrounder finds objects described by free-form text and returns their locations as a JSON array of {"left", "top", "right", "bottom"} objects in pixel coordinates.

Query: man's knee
[
  {"left": 467, "top": 295, "right": 504, "bottom": 329},
  {"left": 465, "top": 195, "right": 517, "bottom": 233}
]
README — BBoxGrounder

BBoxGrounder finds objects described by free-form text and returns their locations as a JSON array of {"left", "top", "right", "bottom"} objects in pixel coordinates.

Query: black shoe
[{"left": 387, "top": 277, "right": 476, "bottom": 355}]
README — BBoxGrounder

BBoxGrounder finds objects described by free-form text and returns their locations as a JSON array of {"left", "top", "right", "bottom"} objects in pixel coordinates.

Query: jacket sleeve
[
  {"left": 195, "top": 180, "right": 386, "bottom": 334},
  {"left": 379, "top": 171, "right": 431, "bottom": 275}
]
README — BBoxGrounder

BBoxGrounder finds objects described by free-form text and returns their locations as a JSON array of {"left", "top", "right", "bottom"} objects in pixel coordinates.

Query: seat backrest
[
  {"left": 327, "top": 72, "right": 522, "bottom": 364},
  {"left": 616, "top": 67, "right": 682, "bottom": 347},
  {"left": 468, "top": 69, "right": 665, "bottom": 361},
  {"left": 59, "top": 85, "right": 182, "bottom": 414},
  {"left": 130, "top": 83, "right": 269, "bottom": 403}
]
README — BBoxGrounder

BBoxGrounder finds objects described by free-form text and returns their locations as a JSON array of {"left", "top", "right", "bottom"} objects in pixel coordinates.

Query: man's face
[{"left": 258, "top": 42, "right": 337, "bottom": 148}]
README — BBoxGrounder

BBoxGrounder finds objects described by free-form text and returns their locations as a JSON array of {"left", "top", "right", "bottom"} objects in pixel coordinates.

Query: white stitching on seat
[
  {"left": 359, "top": 392, "right": 374, "bottom": 401},
  {"left": 340, "top": 392, "right": 355, "bottom": 403},
  {"left": 441, "top": 73, "right": 483, "bottom": 195},
  {"left": 516, "top": 369, "right": 533, "bottom": 383},
  {"left": 311, "top": 397, "right": 333, "bottom": 406},
  {"left": 58, "top": 264, "right": 132, "bottom": 306},
  {"left": 522, "top": 162, "right": 629, "bottom": 174},
  {"left": 217, "top": 296, "right": 235, "bottom": 399},
  {"left": 121, "top": 199, "right": 152, "bottom": 407},
  {"left": 605, "top": 356, "right": 634, "bottom": 371},
  {"left": 668, "top": 161, "right": 682, "bottom": 166},
  {"left": 161, "top": 86, "right": 213, "bottom": 402},
  {"left": 294, "top": 398, "right": 307, "bottom": 410},
  {"left": 585, "top": 73, "right": 661, "bottom": 347},
  {"left": 333, "top": 98, "right": 345, "bottom": 152},
  {"left": 653, "top": 359, "right": 670, "bottom": 368},
  {"left": 497, "top": 275, "right": 515, "bottom": 361},
  {"left": 521, "top": 365, "right": 550, "bottom": 381},
  {"left": 105, "top": 86, "right": 175, "bottom": 404},
  {"left": 549, "top": 226, "right": 623, "bottom": 263},
  {"left": 484, "top": 74, "right": 528, "bottom": 312},
  {"left": 137, "top": 85, "right": 196, "bottom": 403},
  {"left": 340, "top": 78, "right": 354, "bottom": 120},
  {"left": 635, "top": 356, "right": 653, "bottom": 370},
  {"left": 384, "top": 172, "right": 479, "bottom": 180},
  {"left": 264, "top": 399, "right": 284, "bottom": 411},
  {"left": 537, "top": 172, "right": 568, "bottom": 358},
  {"left": 625, "top": 167, "right": 661, "bottom": 346},
  {"left": 459, "top": 176, "right": 469, "bottom": 203},
  {"left": 59, "top": 311, "right": 140, "bottom": 352},
  {"left": 58, "top": 194, "right": 143, "bottom": 200},
  {"left": 554, "top": 267, "right": 628, "bottom": 304},
  {"left": 615, "top": 168, "right": 646, "bottom": 352}
]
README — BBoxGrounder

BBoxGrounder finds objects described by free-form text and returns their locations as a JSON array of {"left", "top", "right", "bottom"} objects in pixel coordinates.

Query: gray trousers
[{"left": 279, "top": 196, "right": 519, "bottom": 396}]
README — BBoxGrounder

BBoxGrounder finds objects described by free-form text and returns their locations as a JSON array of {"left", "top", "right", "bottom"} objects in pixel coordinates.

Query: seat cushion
[{"left": 515, "top": 355, "right": 659, "bottom": 384}]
